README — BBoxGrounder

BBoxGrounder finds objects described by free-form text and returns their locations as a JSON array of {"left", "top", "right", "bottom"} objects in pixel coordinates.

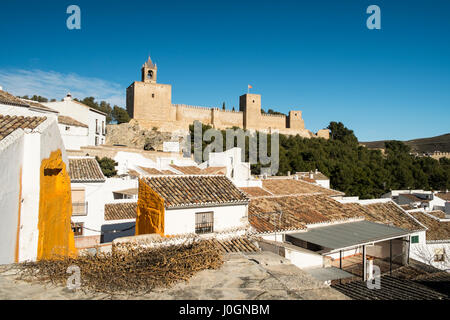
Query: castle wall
[{"left": 213, "top": 109, "right": 244, "bottom": 129}]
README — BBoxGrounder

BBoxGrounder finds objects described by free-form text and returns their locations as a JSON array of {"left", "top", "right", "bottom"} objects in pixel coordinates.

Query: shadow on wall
[{"left": 101, "top": 222, "right": 136, "bottom": 243}]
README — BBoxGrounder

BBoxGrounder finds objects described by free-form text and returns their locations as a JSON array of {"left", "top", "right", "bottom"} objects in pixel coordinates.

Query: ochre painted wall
[
  {"left": 136, "top": 179, "right": 165, "bottom": 236},
  {"left": 37, "top": 149, "right": 77, "bottom": 260}
]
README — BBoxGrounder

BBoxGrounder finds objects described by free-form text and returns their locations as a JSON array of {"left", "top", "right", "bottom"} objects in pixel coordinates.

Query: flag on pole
[
  {"left": 248, "top": 84, "right": 252, "bottom": 93},
  {"left": 248, "top": 84, "right": 252, "bottom": 89}
]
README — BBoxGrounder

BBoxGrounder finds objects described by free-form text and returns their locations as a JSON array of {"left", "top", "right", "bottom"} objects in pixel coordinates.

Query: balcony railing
[{"left": 72, "top": 201, "right": 88, "bottom": 216}]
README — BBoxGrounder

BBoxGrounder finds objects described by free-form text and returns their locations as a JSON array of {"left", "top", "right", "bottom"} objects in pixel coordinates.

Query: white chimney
[
  {"left": 309, "top": 171, "right": 314, "bottom": 179},
  {"left": 0, "top": 85, "right": 3, "bottom": 91},
  {"left": 64, "top": 92, "right": 72, "bottom": 101},
  {"left": 315, "top": 168, "right": 318, "bottom": 174}
]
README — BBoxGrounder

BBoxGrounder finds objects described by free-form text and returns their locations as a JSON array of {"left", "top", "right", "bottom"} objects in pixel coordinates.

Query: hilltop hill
[{"left": 361, "top": 133, "right": 450, "bottom": 153}]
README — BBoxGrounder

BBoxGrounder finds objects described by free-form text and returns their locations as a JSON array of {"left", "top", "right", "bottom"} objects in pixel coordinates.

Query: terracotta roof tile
[
  {"left": 113, "top": 188, "right": 138, "bottom": 196},
  {"left": 427, "top": 210, "right": 447, "bottom": 219},
  {"left": 104, "top": 202, "right": 137, "bottom": 221},
  {"left": 0, "top": 90, "right": 29, "bottom": 107},
  {"left": 58, "top": 115, "right": 88, "bottom": 128},
  {"left": 436, "top": 192, "right": 450, "bottom": 201},
  {"left": 142, "top": 175, "right": 249, "bottom": 208},
  {"left": 201, "top": 166, "right": 227, "bottom": 175},
  {"left": 409, "top": 211, "right": 450, "bottom": 241},
  {"left": 169, "top": 164, "right": 203, "bottom": 174},
  {"left": 206, "top": 237, "right": 260, "bottom": 253},
  {"left": 249, "top": 196, "right": 424, "bottom": 234},
  {"left": 240, "top": 187, "right": 273, "bottom": 197},
  {"left": 0, "top": 114, "right": 47, "bottom": 141},
  {"left": 356, "top": 202, "right": 425, "bottom": 231},
  {"left": 23, "top": 99, "right": 59, "bottom": 114},
  {"left": 261, "top": 178, "right": 343, "bottom": 196},
  {"left": 69, "top": 158, "right": 106, "bottom": 182}
]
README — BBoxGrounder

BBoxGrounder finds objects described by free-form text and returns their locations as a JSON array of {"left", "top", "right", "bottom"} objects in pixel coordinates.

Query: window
[
  {"left": 434, "top": 248, "right": 445, "bottom": 262},
  {"left": 72, "top": 222, "right": 84, "bottom": 236},
  {"left": 411, "top": 235, "right": 419, "bottom": 244},
  {"left": 102, "top": 121, "right": 105, "bottom": 135},
  {"left": 152, "top": 93, "right": 155, "bottom": 98},
  {"left": 65, "top": 126, "right": 70, "bottom": 131},
  {"left": 95, "top": 136, "right": 99, "bottom": 146},
  {"left": 95, "top": 119, "right": 99, "bottom": 134},
  {"left": 195, "top": 212, "right": 214, "bottom": 234},
  {"left": 72, "top": 189, "right": 87, "bottom": 216}
]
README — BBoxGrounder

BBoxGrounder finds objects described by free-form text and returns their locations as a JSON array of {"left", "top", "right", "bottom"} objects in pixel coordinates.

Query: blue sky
[{"left": 0, "top": 0, "right": 449, "bottom": 141}]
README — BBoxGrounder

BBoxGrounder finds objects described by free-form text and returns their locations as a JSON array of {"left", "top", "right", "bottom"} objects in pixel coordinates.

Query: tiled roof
[
  {"left": 0, "top": 114, "right": 47, "bottom": 141},
  {"left": 113, "top": 188, "right": 138, "bottom": 196},
  {"left": 206, "top": 237, "right": 260, "bottom": 253},
  {"left": 58, "top": 115, "right": 88, "bottom": 128},
  {"left": 249, "top": 196, "right": 424, "bottom": 234},
  {"left": 427, "top": 210, "right": 447, "bottom": 219},
  {"left": 138, "top": 166, "right": 165, "bottom": 175},
  {"left": 142, "top": 175, "right": 249, "bottom": 208},
  {"left": 69, "top": 158, "right": 106, "bottom": 182},
  {"left": 408, "top": 211, "right": 450, "bottom": 241},
  {"left": 127, "top": 169, "right": 140, "bottom": 178},
  {"left": 249, "top": 195, "right": 357, "bottom": 233},
  {"left": 261, "top": 178, "right": 343, "bottom": 196},
  {"left": 436, "top": 192, "right": 450, "bottom": 201},
  {"left": 296, "top": 171, "right": 329, "bottom": 180},
  {"left": 22, "top": 99, "right": 59, "bottom": 114},
  {"left": 201, "top": 166, "right": 227, "bottom": 175},
  {"left": 169, "top": 164, "right": 203, "bottom": 174},
  {"left": 355, "top": 202, "right": 425, "bottom": 231},
  {"left": 399, "top": 193, "right": 429, "bottom": 202},
  {"left": 104, "top": 202, "right": 137, "bottom": 221},
  {"left": 0, "top": 90, "right": 29, "bottom": 107},
  {"left": 240, "top": 187, "right": 273, "bottom": 197}
]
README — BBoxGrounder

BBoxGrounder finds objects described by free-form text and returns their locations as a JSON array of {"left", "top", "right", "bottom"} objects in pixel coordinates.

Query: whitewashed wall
[
  {"left": 0, "top": 130, "right": 24, "bottom": 264},
  {"left": 164, "top": 204, "right": 248, "bottom": 236},
  {"left": 71, "top": 178, "right": 138, "bottom": 239},
  {"left": 58, "top": 123, "right": 89, "bottom": 150}
]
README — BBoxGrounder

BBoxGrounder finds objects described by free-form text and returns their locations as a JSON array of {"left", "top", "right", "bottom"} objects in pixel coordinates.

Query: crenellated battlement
[{"left": 126, "top": 57, "right": 328, "bottom": 139}]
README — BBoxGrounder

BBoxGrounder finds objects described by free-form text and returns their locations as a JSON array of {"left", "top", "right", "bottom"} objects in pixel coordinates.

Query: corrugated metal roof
[{"left": 287, "top": 220, "right": 412, "bottom": 253}]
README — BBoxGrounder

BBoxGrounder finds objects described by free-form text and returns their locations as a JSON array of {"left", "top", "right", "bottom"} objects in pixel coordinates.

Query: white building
[
  {"left": 384, "top": 189, "right": 448, "bottom": 212},
  {"left": 0, "top": 90, "right": 76, "bottom": 264},
  {"left": 136, "top": 175, "right": 250, "bottom": 236},
  {"left": 408, "top": 210, "right": 450, "bottom": 270},
  {"left": 296, "top": 170, "right": 331, "bottom": 189},
  {"left": 57, "top": 115, "right": 89, "bottom": 150},
  {"left": 68, "top": 156, "right": 139, "bottom": 248},
  {"left": 43, "top": 93, "right": 107, "bottom": 147}
]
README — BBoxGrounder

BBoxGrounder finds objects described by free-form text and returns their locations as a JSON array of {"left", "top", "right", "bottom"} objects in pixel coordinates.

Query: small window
[
  {"left": 65, "top": 126, "right": 70, "bottom": 131},
  {"left": 434, "top": 248, "right": 445, "bottom": 262},
  {"left": 152, "top": 93, "right": 155, "bottom": 98},
  {"left": 72, "top": 222, "right": 84, "bottom": 236},
  {"left": 411, "top": 235, "right": 419, "bottom": 244},
  {"left": 195, "top": 212, "right": 214, "bottom": 234}
]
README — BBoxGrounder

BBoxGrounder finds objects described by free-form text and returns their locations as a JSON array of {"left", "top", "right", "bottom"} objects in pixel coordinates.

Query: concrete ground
[{"left": 0, "top": 251, "right": 349, "bottom": 300}]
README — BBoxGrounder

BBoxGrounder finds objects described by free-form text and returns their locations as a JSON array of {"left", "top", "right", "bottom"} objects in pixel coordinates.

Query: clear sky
[{"left": 0, "top": 0, "right": 449, "bottom": 141}]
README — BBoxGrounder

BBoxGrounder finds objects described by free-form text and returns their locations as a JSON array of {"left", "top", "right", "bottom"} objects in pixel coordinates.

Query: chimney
[
  {"left": 315, "top": 168, "right": 318, "bottom": 174},
  {"left": 64, "top": 92, "right": 72, "bottom": 101},
  {"left": 309, "top": 171, "right": 314, "bottom": 179},
  {"left": 287, "top": 171, "right": 290, "bottom": 177}
]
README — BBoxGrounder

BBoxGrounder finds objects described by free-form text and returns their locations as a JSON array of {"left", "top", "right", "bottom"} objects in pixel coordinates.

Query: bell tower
[{"left": 141, "top": 56, "right": 157, "bottom": 83}]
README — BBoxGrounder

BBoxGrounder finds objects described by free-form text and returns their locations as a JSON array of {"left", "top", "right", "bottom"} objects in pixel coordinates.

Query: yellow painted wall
[
  {"left": 136, "top": 178, "right": 165, "bottom": 236},
  {"left": 37, "top": 149, "right": 77, "bottom": 260}
]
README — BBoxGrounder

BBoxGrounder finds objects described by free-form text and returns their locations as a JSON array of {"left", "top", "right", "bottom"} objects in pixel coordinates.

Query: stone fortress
[{"left": 126, "top": 57, "right": 329, "bottom": 139}]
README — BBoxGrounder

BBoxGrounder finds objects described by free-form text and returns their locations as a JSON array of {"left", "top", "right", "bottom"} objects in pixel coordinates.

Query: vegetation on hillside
[{"left": 189, "top": 121, "right": 450, "bottom": 198}]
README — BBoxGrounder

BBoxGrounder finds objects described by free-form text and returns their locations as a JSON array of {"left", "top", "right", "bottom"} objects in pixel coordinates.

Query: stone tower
[
  {"left": 239, "top": 93, "right": 261, "bottom": 129},
  {"left": 141, "top": 56, "right": 157, "bottom": 83},
  {"left": 126, "top": 56, "right": 172, "bottom": 121}
]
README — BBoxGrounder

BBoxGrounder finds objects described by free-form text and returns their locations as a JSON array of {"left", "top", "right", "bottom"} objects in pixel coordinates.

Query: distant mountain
[{"left": 361, "top": 133, "right": 450, "bottom": 153}]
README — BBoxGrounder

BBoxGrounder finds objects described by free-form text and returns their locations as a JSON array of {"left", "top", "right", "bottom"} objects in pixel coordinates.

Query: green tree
[
  {"left": 95, "top": 156, "right": 117, "bottom": 177},
  {"left": 112, "top": 106, "right": 130, "bottom": 124}
]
